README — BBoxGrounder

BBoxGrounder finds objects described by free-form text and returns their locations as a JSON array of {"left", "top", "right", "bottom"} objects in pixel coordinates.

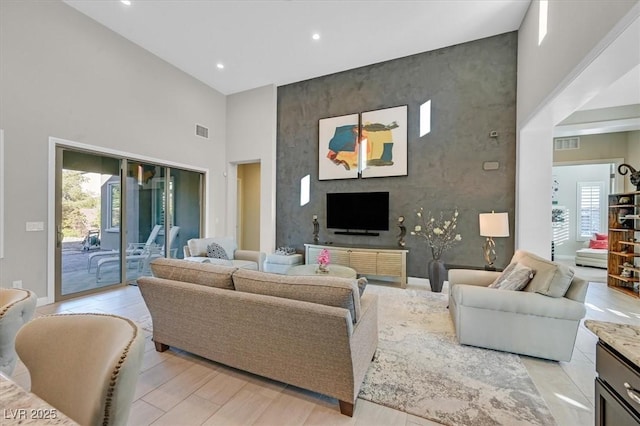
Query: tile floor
[{"left": 10, "top": 264, "right": 640, "bottom": 426}]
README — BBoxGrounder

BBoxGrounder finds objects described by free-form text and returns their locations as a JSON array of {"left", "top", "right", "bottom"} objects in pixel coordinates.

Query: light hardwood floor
[{"left": 10, "top": 275, "right": 640, "bottom": 426}]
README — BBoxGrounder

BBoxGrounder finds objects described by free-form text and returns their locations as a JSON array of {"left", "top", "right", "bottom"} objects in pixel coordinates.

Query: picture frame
[
  {"left": 318, "top": 113, "right": 360, "bottom": 180},
  {"left": 360, "top": 105, "right": 408, "bottom": 178}
]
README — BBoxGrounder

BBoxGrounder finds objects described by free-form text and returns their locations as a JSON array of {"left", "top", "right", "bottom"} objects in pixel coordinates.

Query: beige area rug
[{"left": 359, "top": 285, "right": 556, "bottom": 426}]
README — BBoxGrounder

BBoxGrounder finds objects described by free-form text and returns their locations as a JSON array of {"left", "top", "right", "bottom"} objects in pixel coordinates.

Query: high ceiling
[{"left": 64, "top": 0, "right": 532, "bottom": 95}]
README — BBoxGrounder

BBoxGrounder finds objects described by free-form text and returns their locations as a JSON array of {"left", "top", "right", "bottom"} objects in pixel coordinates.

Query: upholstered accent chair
[
  {"left": 448, "top": 250, "right": 588, "bottom": 362},
  {"left": 15, "top": 313, "right": 145, "bottom": 426},
  {"left": 0, "top": 288, "right": 37, "bottom": 375}
]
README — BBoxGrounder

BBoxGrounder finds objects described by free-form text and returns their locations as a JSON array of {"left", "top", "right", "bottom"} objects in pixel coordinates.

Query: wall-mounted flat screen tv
[{"left": 326, "top": 192, "right": 389, "bottom": 233}]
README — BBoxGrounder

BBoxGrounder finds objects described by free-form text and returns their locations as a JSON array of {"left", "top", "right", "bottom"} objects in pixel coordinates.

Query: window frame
[{"left": 576, "top": 181, "right": 605, "bottom": 241}]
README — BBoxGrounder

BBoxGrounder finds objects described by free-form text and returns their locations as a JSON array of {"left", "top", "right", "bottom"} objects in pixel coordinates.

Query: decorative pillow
[
  {"left": 489, "top": 262, "right": 516, "bottom": 288},
  {"left": 207, "top": 242, "right": 229, "bottom": 260},
  {"left": 274, "top": 246, "right": 296, "bottom": 256},
  {"left": 512, "top": 250, "right": 575, "bottom": 298},
  {"left": 232, "top": 269, "right": 362, "bottom": 323},
  {"left": 488, "top": 262, "right": 534, "bottom": 291},
  {"left": 594, "top": 232, "right": 608, "bottom": 240},
  {"left": 588, "top": 239, "right": 608, "bottom": 249}
]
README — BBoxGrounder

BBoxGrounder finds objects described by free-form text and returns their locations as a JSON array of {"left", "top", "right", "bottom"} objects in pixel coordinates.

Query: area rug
[{"left": 358, "top": 285, "right": 556, "bottom": 426}]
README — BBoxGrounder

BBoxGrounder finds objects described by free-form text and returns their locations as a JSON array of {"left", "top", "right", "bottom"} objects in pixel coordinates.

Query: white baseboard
[{"left": 37, "top": 296, "right": 52, "bottom": 307}]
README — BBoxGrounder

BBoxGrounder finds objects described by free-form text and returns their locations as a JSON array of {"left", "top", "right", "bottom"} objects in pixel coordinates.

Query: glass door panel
[
  {"left": 168, "top": 167, "right": 203, "bottom": 258},
  {"left": 56, "top": 149, "right": 122, "bottom": 299},
  {"left": 56, "top": 147, "right": 205, "bottom": 297}
]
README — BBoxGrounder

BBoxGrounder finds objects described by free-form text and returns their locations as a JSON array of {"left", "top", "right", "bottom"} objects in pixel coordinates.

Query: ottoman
[{"left": 263, "top": 253, "right": 304, "bottom": 274}]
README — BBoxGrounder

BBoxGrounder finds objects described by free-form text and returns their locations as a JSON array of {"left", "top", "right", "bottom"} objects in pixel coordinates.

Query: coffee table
[{"left": 286, "top": 264, "right": 357, "bottom": 279}]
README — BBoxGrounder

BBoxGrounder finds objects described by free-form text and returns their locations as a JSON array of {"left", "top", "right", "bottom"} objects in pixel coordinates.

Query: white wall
[
  {"left": 518, "top": 0, "right": 638, "bottom": 126},
  {"left": 516, "top": 0, "right": 640, "bottom": 257},
  {"left": 0, "top": 1, "right": 227, "bottom": 299},
  {"left": 226, "top": 85, "right": 277, "bottom": 255},
  {"left": 552, "top": 163, "right": 611, "bottom": 256}
]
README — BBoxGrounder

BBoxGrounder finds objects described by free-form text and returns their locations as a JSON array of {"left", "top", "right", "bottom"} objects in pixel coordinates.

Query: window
[
  {"left": 108, "top": 182, "right": 120, "bottom": 229},
  {"left": 577, "top": 181, "right": 604, "bottom": 240}
]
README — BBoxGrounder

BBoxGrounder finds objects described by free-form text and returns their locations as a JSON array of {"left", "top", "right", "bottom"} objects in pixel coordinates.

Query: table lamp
[{"left": 479, "top": 211, "right": 509, "bottom": 270}]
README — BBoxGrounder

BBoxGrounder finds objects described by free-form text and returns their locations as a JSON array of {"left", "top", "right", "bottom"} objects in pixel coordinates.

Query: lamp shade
[{"left": 479, "top": 212, "right": 509, "bottom": 237}]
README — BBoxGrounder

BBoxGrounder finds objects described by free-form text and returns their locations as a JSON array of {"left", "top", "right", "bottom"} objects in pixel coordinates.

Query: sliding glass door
[{"left": 55, "top": 147, "right": 204, "bottom": 300}]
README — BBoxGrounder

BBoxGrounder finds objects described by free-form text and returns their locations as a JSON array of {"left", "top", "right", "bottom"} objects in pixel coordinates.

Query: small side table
[{"left": 263, "top": 253, "right": 303, "bottom": 274}]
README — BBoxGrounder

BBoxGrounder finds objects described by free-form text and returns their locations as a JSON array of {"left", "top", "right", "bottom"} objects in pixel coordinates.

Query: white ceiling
[{"left": 64, "top": 0, "right": 532, "bottom": 95}]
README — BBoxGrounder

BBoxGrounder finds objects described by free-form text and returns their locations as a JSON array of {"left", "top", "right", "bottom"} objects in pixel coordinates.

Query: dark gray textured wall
[{"left": 276, "top": 32, "right": 517, "bottom": 277}]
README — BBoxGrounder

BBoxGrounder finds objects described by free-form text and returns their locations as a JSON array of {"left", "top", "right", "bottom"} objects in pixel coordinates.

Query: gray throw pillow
[
  {"left": 206, "top": 242, "right": 229, "bottom": 260},
  {"left": 489, "top": 262, "right": 534, "bottom": 291}
]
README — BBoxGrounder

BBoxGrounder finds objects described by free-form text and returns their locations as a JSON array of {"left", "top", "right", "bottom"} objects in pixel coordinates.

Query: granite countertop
[{"left": 585, "top": 320, "right": 640, "bottom": 367}]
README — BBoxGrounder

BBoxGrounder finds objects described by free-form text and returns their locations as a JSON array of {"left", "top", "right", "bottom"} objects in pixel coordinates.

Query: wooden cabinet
[
  {"left": 304, "top": 244, "right": 408, "bottom": 288},
  {"left": 608, "top": 192, "right": 640, "bottom": 298},
  {"left": 595, "top": 342, "right": 640, "bottom": 425}
]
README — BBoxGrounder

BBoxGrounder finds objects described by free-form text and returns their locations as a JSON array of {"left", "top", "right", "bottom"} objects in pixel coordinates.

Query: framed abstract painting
[
  {"left": 360, "top": 105, "right": 408, "bottom": 178},
  {"left": 318, "top": 113, "right": 360, "bottom": 180}
]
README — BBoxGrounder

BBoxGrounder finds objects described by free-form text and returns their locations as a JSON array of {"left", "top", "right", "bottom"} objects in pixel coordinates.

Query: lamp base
[{"left": 482, "top": 237, "right": 497, "bottom": 270}]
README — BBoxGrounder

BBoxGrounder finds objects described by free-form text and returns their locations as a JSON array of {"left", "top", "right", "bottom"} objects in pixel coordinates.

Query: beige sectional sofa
[
  {"left": 137, "top": 258, "right": 378, "bottom": 416},
  {"left": 448, "top": 250, "right": 588, "bottom": 362}
]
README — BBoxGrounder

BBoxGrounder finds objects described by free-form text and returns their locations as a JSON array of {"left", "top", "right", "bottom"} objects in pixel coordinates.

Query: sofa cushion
[
  {"left": 150, "top": 258, "right": 237, "bottom": 290},
  {"left": 187, "top": 237, "right": 237, "bottom": 260},
  {"left": 232, "top": 269, "right": 362, "bottom": 323},
  {"left": 512, "top": 250, "right": 574, "bottom": 298},
  {"left": 488, "top": 262, "right": 534, "bottom": 291}
]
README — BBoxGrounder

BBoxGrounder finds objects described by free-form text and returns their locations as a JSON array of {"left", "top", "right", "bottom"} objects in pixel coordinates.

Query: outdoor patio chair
[
  {"left": 87, "top": 224, "right": 162, "bottom": 272},
  {"left": 96, "top": 226, "right": 179, "bottom": 281}
]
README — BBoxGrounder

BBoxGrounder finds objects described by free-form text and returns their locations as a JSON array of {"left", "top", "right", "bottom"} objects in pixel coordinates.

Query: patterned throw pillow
[
  {"left": 274, "top": 246, "right": 296, "bottom": 255},
  {"left": 206, "top": 242, "right": 229, "bottom": 260},
  {"left": 489, "top": 262, "right": 534, "bottom": 291}
]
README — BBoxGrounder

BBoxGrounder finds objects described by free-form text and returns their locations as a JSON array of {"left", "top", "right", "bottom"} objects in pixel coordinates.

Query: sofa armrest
[
  {"left": 235, "top": 250, "right": 266, "bottom": 271},
  {"left": 452, "top": 284, "right": 586, "bottom": 321},
  {"left": 448, "top": 269, "right": 499, "bottom": 288}
]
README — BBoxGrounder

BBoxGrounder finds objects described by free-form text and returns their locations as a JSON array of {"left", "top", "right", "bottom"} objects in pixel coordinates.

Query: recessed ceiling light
[
  {"left": 312, "top": 33, "right": 320, "bottom": 41},
  {"left": 216, "top": 63, "right": 224, "bottom": 70},
  {"left": 121, "top": 0, "right": 131, "bottom": 5}
]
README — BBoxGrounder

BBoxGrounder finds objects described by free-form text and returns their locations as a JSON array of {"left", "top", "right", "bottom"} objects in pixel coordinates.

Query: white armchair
[
  {"left": 448, "top": 250, "right": 588, "bottom": 362},
  {"left": 183, "top": 237, "right": 265, "bottom": 271}
]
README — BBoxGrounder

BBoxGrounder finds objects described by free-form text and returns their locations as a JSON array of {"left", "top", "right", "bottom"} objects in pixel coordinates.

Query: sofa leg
[
  {"left": 154, "top": 341, "right": 169, "bottom": 352},
  {"left": 339, "top": 400, "right": 354, "bottom": 417}
]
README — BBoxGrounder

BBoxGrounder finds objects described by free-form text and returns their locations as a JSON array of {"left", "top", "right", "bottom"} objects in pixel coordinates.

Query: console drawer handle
[{"left": 625, "top": 382, "right": 640, "bottom": 405}]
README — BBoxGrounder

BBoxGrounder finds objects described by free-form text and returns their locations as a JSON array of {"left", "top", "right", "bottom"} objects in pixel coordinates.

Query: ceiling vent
[
  {"left": 195, "top": 124, "right": 209, "bottom": 139},
  {"left": 554, "top": 137, "right": 580, "bottom": 151}
]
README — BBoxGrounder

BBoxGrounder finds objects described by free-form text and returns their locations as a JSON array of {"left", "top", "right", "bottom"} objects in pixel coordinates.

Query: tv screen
[{"left": 326, "top": 192, "right": 389, "bottom": 231}]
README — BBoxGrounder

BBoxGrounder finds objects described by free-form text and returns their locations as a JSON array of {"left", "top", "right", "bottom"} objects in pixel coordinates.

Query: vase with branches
[{"left": 411, "top": 208, "right": 462, "bottom": 291}]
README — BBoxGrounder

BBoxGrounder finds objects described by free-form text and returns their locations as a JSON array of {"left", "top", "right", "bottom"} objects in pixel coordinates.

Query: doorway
[
  {"left": 236, "top": 162, "right": 261, "bottom": 251},
  {"left": 55, "top": 146, "right": 205, "bottom": 301}
]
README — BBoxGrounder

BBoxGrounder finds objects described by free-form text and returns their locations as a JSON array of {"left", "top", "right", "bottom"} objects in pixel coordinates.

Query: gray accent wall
[{"left": 276, "top": 32, "right": 517, "bottom": 277}]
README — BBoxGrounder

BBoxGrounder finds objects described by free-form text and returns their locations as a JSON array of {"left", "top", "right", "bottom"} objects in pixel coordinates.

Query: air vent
[
  {"left": 554, "top": 137, "right": 580, "bottom": 150},
  {"left": 195, "top": 124, "right": 209, "bottom": 139}
]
